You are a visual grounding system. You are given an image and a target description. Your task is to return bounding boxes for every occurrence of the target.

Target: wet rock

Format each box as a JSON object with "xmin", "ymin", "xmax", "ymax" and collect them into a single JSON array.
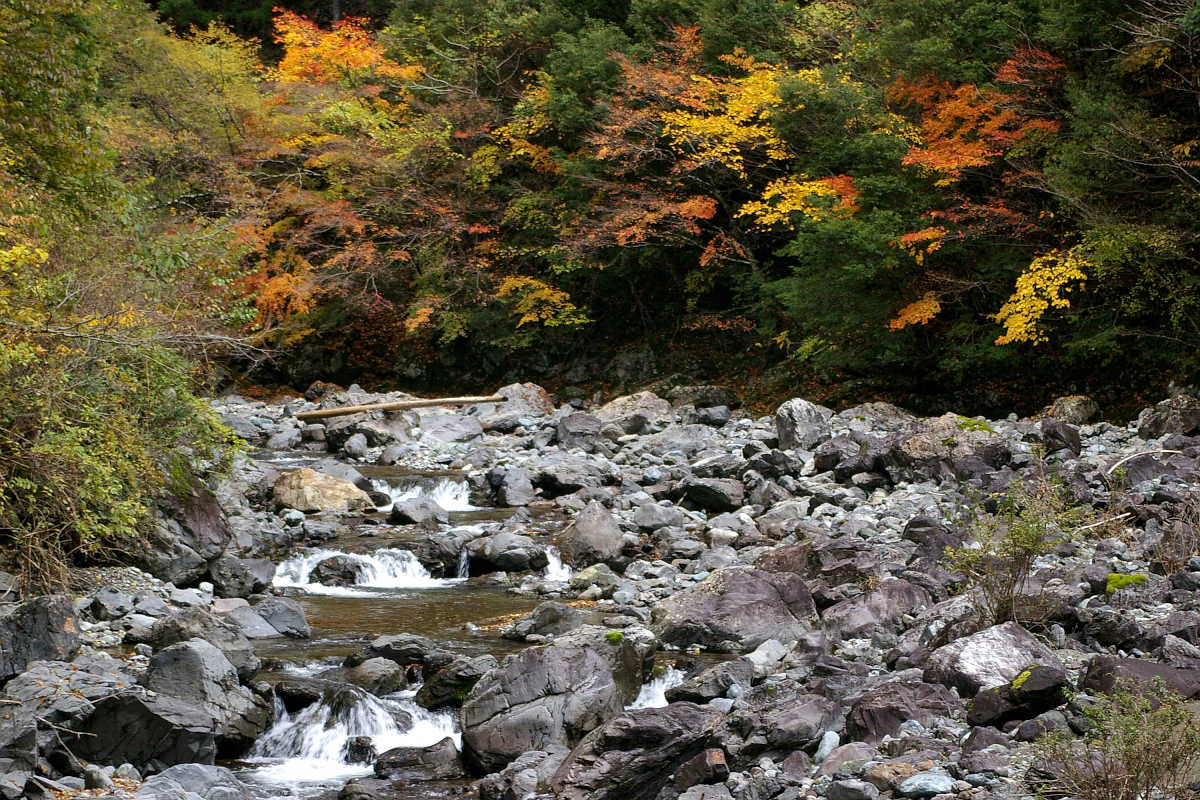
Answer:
[
  {"xmin": 666, "ymin": 659, "xmax": 754, "ymax": 704},
  {"xmin": 375, "ymin": 737, "xmax": 465, "ymax": 781},
  {"xmin": 559, "ymin": 501, "xmax": 624, "ymax": 567},
  {"xmin": 651, "ymin": 566, "xmax": 818, "ymax": 652},
  {"xmin": 468, "ymin": 532, "xmax": 549, "ymax": 574},
  {"xmin": 349, "ymin": 633, "xmax": 438, "ymax": 667},
  {"xmin": 208, "ymin": 555, "xmax": 275, "ymax": 598},
  {"xmin": 273, "ymin": 468, "xmax": 373, "ymax": 513},
  {"xmin": 415, "ymin": 655, "xmax": 498, "ymax": 709},
  {"xmin": 145, "ymin": 607, "xmax": 260, "ymax": 682},
  {"xmin": 461, "ymin": 646, "xmax": 623, "ymax": 774},
  {"xmin": 389, "ymin": 496, "xmax": 449, "ymax": 527},
  {"xmin": 0, "ymin": 596, "xmax": 79, "ymax": 682},
  {"xmin": 312, "ymin": 555, "xmax": 364, "ymax": 587},
  {"xmin": 132, "ymin": 764, "xmax": 251, "ymax": 800},
  {"xmin": 251, "ymin": 596, "xmax": 311, "ymax": 638},
  {"xmin": 502, "ymin": 602, "xmax": 583, "ymax": 641},
  {"xmin": 335, "ymin": 657, "xmax": 406, "ymax": 696},
  {"xmin": 344, "ymin": 736, "xmax": 376, "ymax": 764},
  {"xmin": 775, "ymin": 398, "xmax": 834, "ymax": 451},
  {"xmin": 549, "ymin": 703, "xmax": 724, "ymax": 800},
  {"xmin": 142, "ymin": 639, "xmax": 273, "ymax": 755},
  {"xmin": 923, "ymin": 622, "xmax": 1062, "ymax": 696},
  {"xmin": 845, "ymin": 682, "xmax": 963, "ymax": 744}
]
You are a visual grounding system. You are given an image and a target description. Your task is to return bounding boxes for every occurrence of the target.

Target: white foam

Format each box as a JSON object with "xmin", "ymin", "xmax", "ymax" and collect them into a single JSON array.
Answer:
[
  {"xmin": 543, "ymin": 545, "xmax": 573, "ymax": 582},
  {"xmin": 273, "ymin": 548, "xmax": 461, "ymax": 595},
  {"xmin": 372, "ymin": 477, "xmax": 478, "ymax": 512},
  {"xmin": 627, "ymin": 666, "xmax": 686, "ymax": 709},
  {"xmin": 244, "ymin": 688, "xmax": 459, "ymax": 787}
]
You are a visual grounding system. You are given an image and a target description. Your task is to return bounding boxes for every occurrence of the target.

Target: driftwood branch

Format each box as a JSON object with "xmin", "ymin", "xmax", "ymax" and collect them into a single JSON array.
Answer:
[{"xmin": 294, "ymin": 395, "xmax": 506, "ymax": 422}]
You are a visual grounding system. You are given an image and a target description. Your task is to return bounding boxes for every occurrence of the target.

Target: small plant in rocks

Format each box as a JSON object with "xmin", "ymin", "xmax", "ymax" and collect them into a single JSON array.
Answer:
[
  {"xmin": 945, "ymin": 461, "xmax": 1090, "ymax": 626},
  {"xmin": 1026, "ymin": 680, "xmax": 1200, "ymax": 800}
]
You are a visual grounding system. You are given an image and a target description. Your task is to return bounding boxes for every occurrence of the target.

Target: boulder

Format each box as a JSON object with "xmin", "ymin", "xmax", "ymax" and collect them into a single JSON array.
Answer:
[
  {"xmin": 844, "ymin": 682, "xmax": 962, "ymax": 744},
  {"xmin": 1079, "ymin": 655, "xmax": 1200, "ymax": 699},
  {"xmin": 374, "ymin": 737, "xmax": 465, "ymax": 781},
  {"xmin": 822, "ymin": 581, "xmax": 930, "ymax": 641},
  {"xmin": 142, "ymin": 639, "xmax": 272, "ymax": 754},
  {"xmin": 207, "ymin": 555, "xmax": 275, "ymax": 598},
  {"xmin": 468, "ymin": 532, "xmax": 549, "ymax": 574},
  {"xmin": 416, "ymin": 412, "xmax": 483, "ymax": 444},
  {"xmin": 497, "ymin": 468, "xmax": 536, "ymax": 507},
  {"xmin": 923, "ymin": 622, "xmax": 1062, "ymax": 696},
  {"xmin": 549, "ymin": 703, "xmax": 724, "ymax": 800},
  {"xmin": 69, "ymin": 693, "xmax": 216, "ymax": 772},
  {"xmin": 90, "ymin": 587, "xmax": 134, "ymax": 621},
  {"xmin": 666, "ymin": 659, "xmax": 754, "ymax": 704},
  {"xmin": 1136, "ymin": 395, "xmax": 1200, "ymax": 439},
  {"xmin": 1048, "ymin": 395, "xmax": 1100, "ymax": 424},
  {"xmin": 680, "ymin": 478, "xmax": 745, "ymax": 512},
  {"xmin": 559, "ymin": 502, "xmax": 624, "ymax": 566},
  {"xmin": 651, "ymin": 566, "xmax": 818, "ymax": 652},
  {"xmin": 595, "ymin": 392, "xmax": 672, "ymax": 434},
  {"xmin": 967, "ymin": 664, "xmax": 1069, "ymax": 727},
  {"xmin": 0, "ymin": 596, "xmax": 79, "ymax": 682},
  {"xmin": 1039, "ymin": 418, "xmax": 1081, "ymax": 457},
  {"xmin": 349, "ymin": 633, "xmax": 438, "ymax": 667},
  {"xmin": 146, "ymin": 608, "xmax": 260, "ymax": 682},
  {"xmin": 557, "ymin": 413, "xmax": 603, "ymax": 449},
  {"xmin": 389, "ymin": 496, "xmax": 449, "ymax": 526},
  {"xmin": 331, "ymin": 657, "xmax": 406, "ymax": 696},
  {"xmin": 460, "ymin": 646, "xmax": 623, "ymax": 774},
  {"xmin": 775, "ymin": 399, "xmax": 834, "ymax": 451},
  {"xmin": 719, "ymin": 687, "xmax": 839, "ymax": 761},
  {"xmin": 548, "ymin": 625, "xmax": 658, "ymax": 706},
  {"xmin": 478, "ymin": 745, "xmax": 569, "ymax": 800},
  {"xmin": 415, "ymin": 655, "xmax": 498, "ymax": 709},
  {"xmin": 133, "ymin": 764, "xmax": 252, "ymax": 800},
  {"xmin": 312, "ymin": 555, "xmax": 364, "ymax": 587},
  {"xmin": 251, "ymin": 596, "xmax": 311, "ymax": 638},
  {"xmin": 273, "ymin": 468, "xmax": 373, "ymax": 513},
  {"xmin": 502, "ymin": 602, "xmax": 583, "ymax": 641}
]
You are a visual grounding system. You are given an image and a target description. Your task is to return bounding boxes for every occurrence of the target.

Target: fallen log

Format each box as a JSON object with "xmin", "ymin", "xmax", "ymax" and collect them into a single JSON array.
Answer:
[{"xmin": 294, "ymin": 394, "xmax": 506, "ymax": 422}]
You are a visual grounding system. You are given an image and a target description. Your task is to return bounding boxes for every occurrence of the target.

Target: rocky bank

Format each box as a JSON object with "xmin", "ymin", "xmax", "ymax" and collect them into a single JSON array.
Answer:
[{"xmin": 3, "ymin": 383, "xmax": 1200, "ymax": 800}]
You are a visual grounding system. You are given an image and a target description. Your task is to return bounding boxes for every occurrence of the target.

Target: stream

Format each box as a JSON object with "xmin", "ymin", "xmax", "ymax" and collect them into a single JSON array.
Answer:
[{"xmin": 231, "ymin": 453, "xmax": 678, "ymax": 799}]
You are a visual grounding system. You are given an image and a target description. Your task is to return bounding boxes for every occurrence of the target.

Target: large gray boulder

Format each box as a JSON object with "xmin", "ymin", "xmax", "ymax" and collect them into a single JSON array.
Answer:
[
  {"xmin": 460, "ymin": 646, "xmax": 623, "ymax": 774},
  {"xmin": 651, "ymin": 567, "xmax": 818, "ymax": 652},
  {"xmin": 923, "ymin": 622, "xmax": 1062, "ymax": 696},
  {"xmin": 133, "ymin": 764, "xmax": 255, "ymax": 800},
  {"xmin": 468, "ymin": 532, "xmax": 548, "ymax": 574},
  {"xmin": 478, "ymin": 745, "xmax": 569, "ymax": 800},
  {"xmin": 718, "ymin": 687, "xmax": 839, "ymax": 763},
  {"xmin": 69, "ymin": 693, "xmax": 217, "ymax": 773},
  {"xmin": 844, "ymin": 682, "xmax": 962, "ymax": 744},
  {"xmin": 559, "ymin": 502, "xmax": 624, "ymax": 567},
  {"xmin": 550, "ymin": 703, "xmax": 725, "ymax": 800},
  {"xmin": 549, "ymin": 625, "xmax": 658, "ymax": 706},
  {"xmin": 595, "ymin": 391, "xmax": 672, "ymax": 434},
  {"xmin": 142, "ymin": 639, "xmax": 272, "ymax": 753},
  {"xmin": 775, "ymin": 399, "xmax": 833, "ymax": 451},
  {"xmin": 145, "ymin": 608, "xmax": 260, "ymax": 682},
  {"xmin": 822, "ymin": 580, "xmax": 931, "ymax": 641},
  {"xmin": 0, "ymin": 596, "xmax": 79, "ymax": 681},
  {"xmin": 273, "ymin": 468, "xmax": 373, "ymax": 513}
]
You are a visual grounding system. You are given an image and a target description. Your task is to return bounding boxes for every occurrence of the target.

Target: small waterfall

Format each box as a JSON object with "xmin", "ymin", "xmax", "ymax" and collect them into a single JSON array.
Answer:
[
  {"xmin": 456, "ymin": 548, "xmax": 470, "ymax": 579},
  {"xmin": 627, "ymin": 666, "xmax": 686, "ymax": 709},
  {"xmin": 244, "ymin": 687, "xmax": 458, "ymax": 786},
  {"xmin": 273, "ymin": 548, "xmax": 461, "ymax": 595},
  {"xmin": 543, "ymin": 545, "xmax": 573, "ymax": 582},
  {"xmin": 371, "ymin": 477, "xmax": 478, "ymax": 512}
]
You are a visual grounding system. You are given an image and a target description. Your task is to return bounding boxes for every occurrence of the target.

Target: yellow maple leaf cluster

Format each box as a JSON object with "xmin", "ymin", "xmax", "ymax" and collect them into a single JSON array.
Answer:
[{"xmin": 994, "ymin": 247, "xmax": 1090, "ymax": 344}]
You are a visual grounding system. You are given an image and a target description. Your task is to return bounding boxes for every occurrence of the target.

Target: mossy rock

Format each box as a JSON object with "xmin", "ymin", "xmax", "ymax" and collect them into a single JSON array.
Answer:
[{"xmin": 1105, "ymin": 573, "xmax": 1147, "ymax": 594}]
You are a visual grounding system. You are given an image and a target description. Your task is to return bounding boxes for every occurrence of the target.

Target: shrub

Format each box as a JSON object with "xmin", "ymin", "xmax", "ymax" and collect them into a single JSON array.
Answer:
[
  {"xmin": 944, "ymin": 462, "xmax": 1091, "ymax": 625},
  {"xmin": 1027, "ymin": 680, "xmax": 1200, "ymax": 800}
]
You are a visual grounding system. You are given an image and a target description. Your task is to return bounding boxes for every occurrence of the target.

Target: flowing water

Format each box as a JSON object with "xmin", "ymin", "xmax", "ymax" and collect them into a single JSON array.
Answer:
[{"xmin": 236, "ymin": 459, "xmax": 669, "ymax": 798}]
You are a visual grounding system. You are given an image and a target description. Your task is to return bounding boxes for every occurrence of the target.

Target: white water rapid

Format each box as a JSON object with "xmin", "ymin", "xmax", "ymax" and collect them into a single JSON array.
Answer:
[
  {"xmin": 543, "ymin": 545, "xmax": 573, "ymax": 582},
  {"xmin": 273, "ymin": 548, "xmax": 462, "ymax": 596},
  {"xmin": 627, "ymin": 666, "xmax": 686, "ymax": 709},
  {"xmin": 244, "ymin": 687, "xmax": 459, "ymax": 790},
  {"xmin": 372, "ymin": 477, "xmax": 478, "ymax": 512}
]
